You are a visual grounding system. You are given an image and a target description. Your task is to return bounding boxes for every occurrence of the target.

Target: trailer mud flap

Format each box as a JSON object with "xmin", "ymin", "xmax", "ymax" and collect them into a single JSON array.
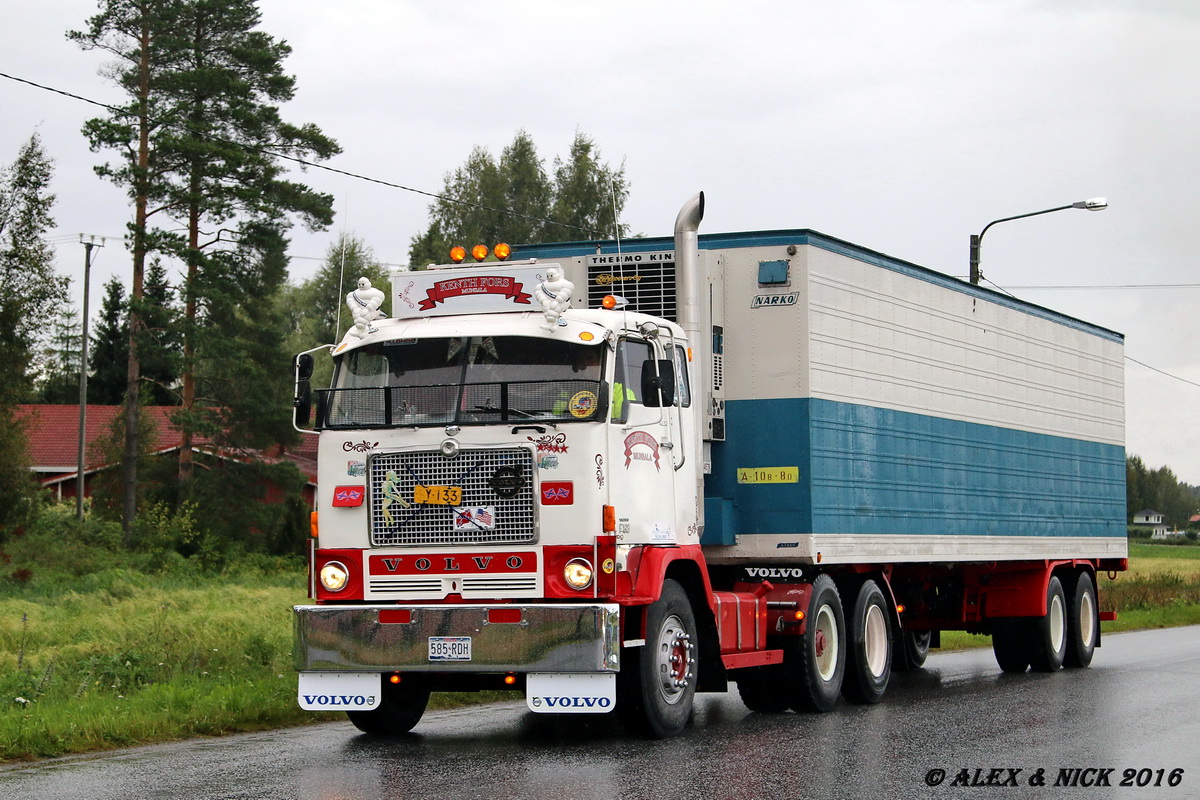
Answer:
[{"xmin": 526, "ymin": 673, "xmax": 616, "ymax": 714}]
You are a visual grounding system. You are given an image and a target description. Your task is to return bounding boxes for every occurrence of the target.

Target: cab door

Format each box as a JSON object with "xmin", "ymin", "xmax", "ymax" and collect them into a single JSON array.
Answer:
[{"xmin": 609, "ymin": 338, "xmax": 679, "ymax": 545}]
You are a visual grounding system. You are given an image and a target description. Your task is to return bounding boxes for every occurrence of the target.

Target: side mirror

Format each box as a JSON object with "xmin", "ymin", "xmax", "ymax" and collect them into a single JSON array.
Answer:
[
  {"xmin": 295, "ymin": 353, "xmax": 314, "ymax": 380},
  {"xmin": 640, "ymin": 359, "xmax": 662, "ymax": 408},
  {"xmin": 294, "ymin": 353, "xmax": 315, "ymax": 427},
  {"xmin": 294, "ymin": 382, "xmax": 312, "ymax": 427},
  {"xmin": 640, "ymin": 359, "xmax": 676, "ymax": 408},
  {"xmin": 657, "ymin": 359, "xmax": 676, "ymax": 407}
]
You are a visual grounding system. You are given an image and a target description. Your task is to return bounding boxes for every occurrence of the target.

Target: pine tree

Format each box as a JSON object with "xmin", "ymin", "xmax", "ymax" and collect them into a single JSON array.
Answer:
[
  {"xmin": 139, "ymin": 259, "xmax": 181, "ymax": 405},
  {"xmin": 88, "ymin": 276, "xmax": 129, "ymax": 404},
  {"xmin": 37, "ymin": 307, "xmax": 84, "ymax": 404},
  {"xmin": 72, "ymin": 0, "xmax": 339, "ymax": 529}
]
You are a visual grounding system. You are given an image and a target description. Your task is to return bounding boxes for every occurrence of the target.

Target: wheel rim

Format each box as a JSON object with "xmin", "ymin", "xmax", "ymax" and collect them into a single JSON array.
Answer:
[
  {"xmin": 654, "ymin": 613, "xmax": 693, "ymax": 705},
  {"xmin": 813, "ymin": 603, "xmax": 839, "ymax": 682},
  {"xmin": 1078, "ymin": 587, "xmax": 1096, "ymax": 648},
  {"xmin": 1049, "ymin": 593, "xmax": 1065, "ymax": 653},
  {"xmin": 863, "ymin": 604, "xmax": 888, "ymax": 678}
]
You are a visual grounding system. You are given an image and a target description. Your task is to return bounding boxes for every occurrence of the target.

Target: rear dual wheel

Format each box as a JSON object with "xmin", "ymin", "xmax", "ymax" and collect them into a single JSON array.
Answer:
[
  {"xmin": 842, "ymin": 579, "xmax": 892, "ymax": 704},
  {"xmin": 993, "ymin": 573, "xmax": 1098, "ymax": 674}
]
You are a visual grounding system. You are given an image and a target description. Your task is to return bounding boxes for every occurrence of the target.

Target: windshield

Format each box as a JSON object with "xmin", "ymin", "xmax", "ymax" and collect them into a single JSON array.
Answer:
[{"xmin": 321, "ymin": 336, "xmax": 606, "ymax": 428}]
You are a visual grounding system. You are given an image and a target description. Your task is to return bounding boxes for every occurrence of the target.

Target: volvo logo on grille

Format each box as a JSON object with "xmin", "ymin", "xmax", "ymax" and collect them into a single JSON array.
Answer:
[{"xmin": 489, "ymin": 465, "xmax": 525, "ymax": 498}]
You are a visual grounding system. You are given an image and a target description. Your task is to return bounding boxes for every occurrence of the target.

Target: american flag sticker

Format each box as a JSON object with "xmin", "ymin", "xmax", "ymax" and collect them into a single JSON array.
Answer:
[{"xmin": 453, "ymin": 506, "xmax": 496, "ymax": 531}]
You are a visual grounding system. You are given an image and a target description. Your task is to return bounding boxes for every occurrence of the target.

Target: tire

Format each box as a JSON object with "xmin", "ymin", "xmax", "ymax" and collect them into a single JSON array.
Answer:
[
  {"xmin": 347, "ymin": 675, "xmax": 431, "ymax": 736},
  {"xmin": 842, "ymin": 579, "xmax": 892, "ymax": 704},
  {"xmin": 789, "ymin": 574, "xmax": 845, "ymax": 713},
  {"xmin": 894, "ymin": 629, "xmax": 932, "ymax": 672},
  {"xmin": 736, "ymin": 662, "xmax": 792, "ymax": 713},
  {"xmin": 1029, "ymin": 575, "xmax": 1068, "ymax": 672},
  {"xmin": 619, "ymin": 579, "xmax": 698, "ymax": 738},
  {"xmin": 1064, "ymin": 571, "xmax": 1098, "ymax": 668},
  {"xmin": 992, "ymin": 619, "xmax": 1031, "ymax": 674}
]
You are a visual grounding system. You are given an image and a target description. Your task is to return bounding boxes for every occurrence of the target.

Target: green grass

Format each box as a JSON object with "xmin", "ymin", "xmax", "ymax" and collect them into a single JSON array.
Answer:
[{"xmin": 2, "ymin": 512, "xmax": 1198, "ymax": 762}]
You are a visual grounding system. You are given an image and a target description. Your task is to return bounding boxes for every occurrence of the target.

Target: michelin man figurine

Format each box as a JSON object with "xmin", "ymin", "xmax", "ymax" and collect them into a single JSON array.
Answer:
[
  {"xmin": 534, "ymin": 266, "xmax": 573, "ymax": 331},
  {"xmin": 346, "ymin": 277, "xmax": 385, "ymax": 338}
]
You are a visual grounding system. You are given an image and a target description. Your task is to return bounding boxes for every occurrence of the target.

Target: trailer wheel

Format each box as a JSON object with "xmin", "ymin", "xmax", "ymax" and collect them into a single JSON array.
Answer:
[
  {"xmin": 619, "ymin": 579, "xmax": 697, "ymax": 738},
  {"xmin": 346, "ymin": 676, "xmax": 430, "ymax": 736},
  {"xmin": 843, "ymin": 579, "xmax": 892, "ymax": 704},
  {"xmin": 1029, "ymin": 575, "xmax": 1068, "ymax": 672},
  {"xmin": 1064, "ymin": 571, "xmax": 1098, "ymax": 668},
  {"xmin": 992, "ymin": 619, "xmax": 1031, "ymax": 673},
  {"xmin": 789, "ymin": 574, "xmax": 845, "ymax": 713},
  {"xmin": 894, "ymin": 629, "xmax": 932, "ymax": 672}
]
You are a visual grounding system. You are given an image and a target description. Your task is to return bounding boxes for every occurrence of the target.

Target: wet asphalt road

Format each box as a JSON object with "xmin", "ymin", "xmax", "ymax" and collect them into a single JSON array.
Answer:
[{"xmin": 2, "ymin": 626, "xmax": 1198, "ymax": 800}]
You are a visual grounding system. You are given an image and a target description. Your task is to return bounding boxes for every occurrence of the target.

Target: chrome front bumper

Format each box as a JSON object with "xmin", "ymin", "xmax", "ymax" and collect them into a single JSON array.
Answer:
[{"xmin": 293, "ymin": 603, "xmax": 621, "ymax": 673}]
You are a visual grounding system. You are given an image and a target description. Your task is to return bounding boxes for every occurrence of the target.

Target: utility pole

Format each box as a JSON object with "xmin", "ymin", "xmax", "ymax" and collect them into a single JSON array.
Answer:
[{"xmin": 77, "ymin": 235, "xmax": 105, "ymax": 521}]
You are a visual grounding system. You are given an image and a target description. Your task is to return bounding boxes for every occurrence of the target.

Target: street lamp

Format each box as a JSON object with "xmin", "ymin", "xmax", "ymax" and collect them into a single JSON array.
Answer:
[{"xmin": 969, "ymin": 198, "xmax": 1107, "ymax": 285}]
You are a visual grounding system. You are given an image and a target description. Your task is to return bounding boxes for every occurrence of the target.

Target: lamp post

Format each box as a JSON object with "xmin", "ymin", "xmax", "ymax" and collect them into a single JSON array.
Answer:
[{"xmin": 969, "ymin": 198, "xmax": 1107, "ymax": 285}]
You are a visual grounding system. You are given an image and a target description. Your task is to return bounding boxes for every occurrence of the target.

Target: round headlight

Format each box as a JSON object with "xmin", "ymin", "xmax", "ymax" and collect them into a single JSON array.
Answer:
[
  {"xmin": 319, "ymin": 561, "xmax": 350, "ymax": 592},
  {"xmin": 563, "ymin": 558, "xmax": 594, "ymax": 590}
]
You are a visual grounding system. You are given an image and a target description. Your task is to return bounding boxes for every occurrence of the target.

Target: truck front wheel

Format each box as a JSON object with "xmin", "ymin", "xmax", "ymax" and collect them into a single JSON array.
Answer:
[
  {"xmin": 842, "ymin": 579, "xmax": 892, "ymax": 704},
  {"xmin": 789, "ymin": 574, "xmax": 845, "ymax": 712},
  {"xmin": 346, "ymin": 676, "xmax": 431, "ymax": 736},
  {"xmin": 619, "ymin": 579, "xmax": 698, "ymax": 738}
]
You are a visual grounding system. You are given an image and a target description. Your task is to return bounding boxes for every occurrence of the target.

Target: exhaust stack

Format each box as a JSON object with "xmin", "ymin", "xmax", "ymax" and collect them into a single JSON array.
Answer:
[{"xmin": 674, "ymin": 192, "xmax": 705, "ymax": 340}]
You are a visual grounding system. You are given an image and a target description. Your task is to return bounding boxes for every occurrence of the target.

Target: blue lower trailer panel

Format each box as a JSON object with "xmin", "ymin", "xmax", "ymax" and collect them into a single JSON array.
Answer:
[{"xmin": 702, "ymin": 398, "xmax": 1127, "ymax": 564}]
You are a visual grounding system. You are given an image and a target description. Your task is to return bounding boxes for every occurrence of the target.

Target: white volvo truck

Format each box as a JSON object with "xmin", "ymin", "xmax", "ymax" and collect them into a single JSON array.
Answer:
[{"xmin": 292, "ymin": 193, "xmax": 1127, "ymax": 738}]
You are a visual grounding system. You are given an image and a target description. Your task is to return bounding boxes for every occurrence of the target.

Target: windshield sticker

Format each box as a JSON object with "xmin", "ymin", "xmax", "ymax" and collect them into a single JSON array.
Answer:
[
  {"xmin": 453, "ymin": 506, "xmax": 496, "ymax": 531},
  {"xmin": 568, "ymin": 391, "xmax": 597, "ymax": 418},
  {"xmin": 528, "ymin": 432, "xmax": 568, "ymax": 454},
  {"xmin": 623, "ymin": 432, "xmax": 661, "ymax": 471},
  {"xmin": 540, "ymin": 481, "xmax": 574, "ymax": 505}
]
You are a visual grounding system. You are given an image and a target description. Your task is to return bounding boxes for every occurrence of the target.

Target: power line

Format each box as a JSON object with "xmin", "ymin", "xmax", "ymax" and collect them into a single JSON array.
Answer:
[
  {"xmin": 0, "ymin": 69, "xmax": 609, "ymax": 239},
  {"xmin": 1127, "ymin": 356, "xmax": 1200, "ymax": 389},
  {"xmin": 1010, "ymin": 283, "xmax": 1200, "ymax": 290}
]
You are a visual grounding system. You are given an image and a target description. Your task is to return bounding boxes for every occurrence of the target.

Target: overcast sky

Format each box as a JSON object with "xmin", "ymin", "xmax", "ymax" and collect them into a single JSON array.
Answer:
[{"xmin": 5, "ymin": 0, "xmax": 1200, "ymax": 485}]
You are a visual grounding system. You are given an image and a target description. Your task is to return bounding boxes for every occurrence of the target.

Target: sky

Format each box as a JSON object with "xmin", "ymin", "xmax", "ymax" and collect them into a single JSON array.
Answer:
[{"xmin": 4, "ymin": 0, "xmax": 1200, "ymax": 485}]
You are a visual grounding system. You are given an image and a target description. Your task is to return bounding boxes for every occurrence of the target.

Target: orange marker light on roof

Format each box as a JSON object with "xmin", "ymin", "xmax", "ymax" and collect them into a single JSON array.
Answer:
[
  {"xmin": 449, "ymin": 246, "xmax": 466, "ymax": 263},
  {"xmin": 494, "ymin": 242, "xmax": 511, "ymax": 261},
  {"xmin": 471, "ymin": 244, "xmax": 489, "ymax": 262}
]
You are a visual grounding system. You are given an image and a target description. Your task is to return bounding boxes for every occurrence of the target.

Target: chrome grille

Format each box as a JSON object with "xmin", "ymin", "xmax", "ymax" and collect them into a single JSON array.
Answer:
[{"xmin": 368, "ymin": 448, "xmax": 536, "ymax": 547}]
